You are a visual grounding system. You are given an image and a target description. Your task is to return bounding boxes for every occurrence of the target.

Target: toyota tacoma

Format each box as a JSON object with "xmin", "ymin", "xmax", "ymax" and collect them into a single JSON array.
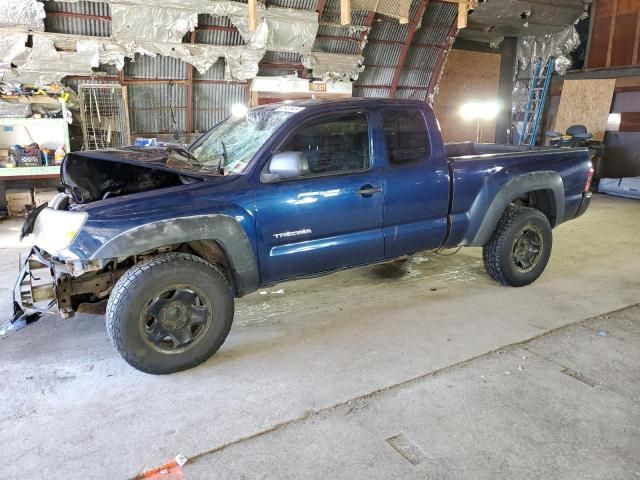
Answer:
[{"xmin": 5, "ymin": 99, "xmax": 593, "ymax": 374}]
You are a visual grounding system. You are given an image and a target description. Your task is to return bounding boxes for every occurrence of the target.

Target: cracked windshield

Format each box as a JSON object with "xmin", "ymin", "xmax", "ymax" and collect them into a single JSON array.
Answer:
[{"xmin": 190, "ymin": 107, "xmax": 299, "ymax": 175}]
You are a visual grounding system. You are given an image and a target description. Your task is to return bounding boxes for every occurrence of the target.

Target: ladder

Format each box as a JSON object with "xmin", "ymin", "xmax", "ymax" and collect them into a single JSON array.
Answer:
[{"xmin": 518, "ymin": 57, "xmax": 555, "ymax": 146}]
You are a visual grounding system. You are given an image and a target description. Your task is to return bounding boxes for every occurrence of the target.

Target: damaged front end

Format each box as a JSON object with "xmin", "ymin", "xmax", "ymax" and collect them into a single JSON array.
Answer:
[
  {"xmin": 2, "ymin": 248, "xmax": 55, "ymax": 335},
  {"xmin": 1, "ymin": 245, "xmax": 125, "ymax": 336},
  {"xmin": 2, "ymin": 146, "xmax": 221, "ymax": 336}
]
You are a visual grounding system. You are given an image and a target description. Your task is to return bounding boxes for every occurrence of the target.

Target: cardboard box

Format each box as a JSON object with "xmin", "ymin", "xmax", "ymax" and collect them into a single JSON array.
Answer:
[
  {"xmin": 6, "ymin": 188, "xmax": 33, "ymax": 216},
  {"xmin": 34, "ymin": 188, "xmax": 58, "ymax": 207}
]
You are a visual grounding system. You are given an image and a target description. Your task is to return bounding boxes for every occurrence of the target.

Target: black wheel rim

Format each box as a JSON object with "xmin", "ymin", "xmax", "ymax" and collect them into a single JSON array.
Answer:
[
  {"xmin": 512, "ymin": 225, "xmax": 544, "ymax": 273},
  {"xmin": 140, "ymin": 286, "xmax": 212, "ymax": 353}
]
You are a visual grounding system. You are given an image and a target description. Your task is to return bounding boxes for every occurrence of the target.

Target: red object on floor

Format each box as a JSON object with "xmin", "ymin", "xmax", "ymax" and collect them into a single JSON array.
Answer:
[{"xmin": 135, "ymin": 459, "xmax": 184, "ymax": 480}]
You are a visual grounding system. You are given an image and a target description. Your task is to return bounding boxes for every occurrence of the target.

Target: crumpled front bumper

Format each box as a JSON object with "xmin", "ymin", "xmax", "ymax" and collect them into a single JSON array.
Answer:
[{"xmin": 0, "ymin": 248, "xmax": 57, "ymax": 336}]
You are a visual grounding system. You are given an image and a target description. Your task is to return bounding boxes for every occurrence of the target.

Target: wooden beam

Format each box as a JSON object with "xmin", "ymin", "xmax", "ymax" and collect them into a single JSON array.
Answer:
[
  {"xmin": 249, "ymin": 0, "xmax": 258, "ymax": 32},
  {"xmin": 583, "ymin": 0, "xmax": 596, "ymax": 70},
  {"xmin": 340, "ymin": 0, "xmax": 351, "ymax": 26},
  {"xmin": 633, "ymin": 7, "xmax": 640, "ymax": 65},
  {"xmin": 389, "ymin": 0, "xmax": 429, "ymax": 98},
  {"xmin": 605, "ymin": 0, "xmax": 619, "ymax": 68},
  {"xmin": 457, "ymin": 2, "xmax": 468, "ymax": 29}
]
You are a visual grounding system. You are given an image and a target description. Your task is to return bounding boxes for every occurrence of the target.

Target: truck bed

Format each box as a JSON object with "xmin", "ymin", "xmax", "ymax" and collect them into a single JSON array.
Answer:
[
  {"xmin": 443, "ymin": 142, "xmax": 592, "ymax": 248},
  {"xmin": 445, "ymin": 142, "xmax": 552, "ymax": 159}
]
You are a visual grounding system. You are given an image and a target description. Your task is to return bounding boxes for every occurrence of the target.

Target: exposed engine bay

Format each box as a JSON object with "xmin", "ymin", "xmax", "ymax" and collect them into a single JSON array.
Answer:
[
  {"xmin": 62, "ymin": 152, "xmax": 201, "ymax": 205},
  {"xmin": 6, "ymin": 146, "xmax": 217, "ymax": 333}
]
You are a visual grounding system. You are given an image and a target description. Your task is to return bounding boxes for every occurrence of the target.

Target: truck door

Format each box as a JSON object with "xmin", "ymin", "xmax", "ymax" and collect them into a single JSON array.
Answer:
[
  {"xmin": 380, "ymin": 107, "xmax": 450, "ymax": 258},
  {"xmin": 255, "ymin": 111, "xmax": 384, "ymax": 283}
]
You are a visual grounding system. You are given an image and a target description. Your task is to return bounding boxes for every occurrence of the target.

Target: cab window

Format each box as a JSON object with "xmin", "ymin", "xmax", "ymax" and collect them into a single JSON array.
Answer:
[
  {"xmin": 382, "ymin": 109, "xmax": 429, "ymax": 166},
  {"xmin": 280, "ymin": 112, "xmax": 371, "ymax": 176}
]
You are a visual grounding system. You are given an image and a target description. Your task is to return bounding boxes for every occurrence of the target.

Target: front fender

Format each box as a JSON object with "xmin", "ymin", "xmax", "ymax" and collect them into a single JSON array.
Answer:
[
  {"xmin": 92, "ymin": 214, "xmax": 260, "ymax": 296},
  {"xmin": 466, "ymin": 171, "xmax": 565, "ymax": 247}
]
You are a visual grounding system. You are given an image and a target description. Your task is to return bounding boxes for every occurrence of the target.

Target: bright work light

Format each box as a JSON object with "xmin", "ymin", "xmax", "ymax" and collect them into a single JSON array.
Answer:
[
  {"xmin": 459, "ymin": 101, "xmax": 500, "ymax": 142},
  {"xmin": 459, "ymin": 101, "xmax": 500, "ymax": 121},
  {"xmin": 231, "ymin": 104, "xmax": 248, "ymax": 117}
]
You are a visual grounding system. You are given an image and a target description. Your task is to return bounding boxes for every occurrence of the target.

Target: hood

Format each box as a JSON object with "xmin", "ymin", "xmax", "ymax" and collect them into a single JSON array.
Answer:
[
  {"xmin": 73, "ymin": 146, "xmax": 224, "ymax": 179},
  {"xmin": 60, "ymin": 146, "xmax": 224, "ymax": 205}
]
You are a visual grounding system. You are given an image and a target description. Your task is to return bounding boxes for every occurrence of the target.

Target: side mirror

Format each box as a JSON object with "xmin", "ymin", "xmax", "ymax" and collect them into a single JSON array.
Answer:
[{"xmin": 261, "ymin": 151, "xmax": 308, "ymax": 183}]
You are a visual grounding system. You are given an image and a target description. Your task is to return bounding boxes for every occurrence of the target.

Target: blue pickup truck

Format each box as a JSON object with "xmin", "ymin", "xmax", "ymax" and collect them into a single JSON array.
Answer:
[{"xmin": 9, "ymin": 99, "xmax": 593, "ymax": 374}]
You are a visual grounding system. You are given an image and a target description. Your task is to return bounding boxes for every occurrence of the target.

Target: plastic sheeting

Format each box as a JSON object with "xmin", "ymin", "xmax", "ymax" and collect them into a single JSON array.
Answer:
[
  {"xmin": 512, "ymin": 23, "xmax": 583, "ymax": 114},
  {"xmin": 512, "ymin": 81, "xmax": 530, "ymax": 115},
  {"xmin": 77, "ymin": 39, "xmax": 130, "ymax": 71},
  {"xmin": 0, "ymin": 32, "xmax": 27, "ymax": 71},
  {"xmin": 0, "ymin": 0, "xmax": 45, "ymax": 32},
  {"xmin": 0, "ymin": 26, "xmax": 267, "ymax": 83},
  {"xmin": 3, "ymin": 37, "xmax": 97, "ymax": 85},
  {"xmin": 111, "ymin": 4, "xmax": 198, "ymax": 44},
  {"xmin": 350, "ymin": 0, "xmax": 411, "ymax": 21},
  {"xmin": 0, "ymin": 0, "xmax": 333, "ymax": 84},
  {"xmin": 517, "ymin": 24, "xmax": 581, "ymax": 76},
  {"xmin": 302, "ymin": 52, "xmax": 364, "ymax": 81},
  {"xmin": 223, "ymin": 48, "xmax": 264, "ymax": 81},
  {"xmin": 55, "ymin": 0, "xmax": 317, "ymax": 54},
  {"xmin": 264, "ymin": 7, "xmax": 318, "ymax": 54},
  {"xmin": 0, "ymin": 99, "xmax": 31, "ymax": 117},
  {"xmin": 599, "ymin": 177, "xmax": 640, "ymax": 200},
  {"xmin": 133, "ymin": 39, "xmax": 266, "ymax": 80}
]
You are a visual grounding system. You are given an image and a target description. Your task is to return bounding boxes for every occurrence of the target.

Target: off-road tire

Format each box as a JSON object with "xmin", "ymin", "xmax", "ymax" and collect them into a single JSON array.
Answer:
[
  {"xmin": 482, "ymin": 205, "xmax": 552, "ymax": 287},
  {"xmin": 106, "ymin": 253, "xmax": 234, "ymax": 374}
]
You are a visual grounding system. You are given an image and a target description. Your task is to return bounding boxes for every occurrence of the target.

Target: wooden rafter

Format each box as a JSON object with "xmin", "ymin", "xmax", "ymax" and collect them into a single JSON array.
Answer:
[
  {"xmin": 340, "ymin": 0, "xmax": 351, "ymax": 25},
  {"xmin": 248, "ymin": 0, "xmax": 258, "ymax": 31},
  {"xmin": 438, "ymin": 0, "xmax": 477, "ymax": 29},
  {"xmin": 457, "ymin": 2, "xmax": 468, "ymax": 28},
  {"xmin": 388, "ymin": 0, "xmax": 429, "ymax": 98}
]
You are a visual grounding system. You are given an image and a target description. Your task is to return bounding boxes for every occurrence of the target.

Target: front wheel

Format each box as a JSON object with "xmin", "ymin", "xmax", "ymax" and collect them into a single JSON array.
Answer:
[
  {"xmin": 106, "ymin": 253, "xmax": 234, "ymax": 374},
  {"xmin": 482, "ymin": 206, "xmax": 553, "ymax": 287}
]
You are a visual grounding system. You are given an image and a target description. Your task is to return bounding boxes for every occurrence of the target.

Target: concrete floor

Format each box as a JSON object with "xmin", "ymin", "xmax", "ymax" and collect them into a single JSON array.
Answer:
[{"xmin": 0, "ymin": 194, "xmax": 639, "ymax": 479}]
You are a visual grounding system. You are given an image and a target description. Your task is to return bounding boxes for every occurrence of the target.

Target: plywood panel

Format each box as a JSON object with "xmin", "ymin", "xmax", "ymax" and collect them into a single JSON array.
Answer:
[
  {"xmin": 554, "ymin": 79, "xmax": 616, "ymax": 141},
  {"xmin": 433, "ymin": 49, "xmax": 501, "ymax": 143}
]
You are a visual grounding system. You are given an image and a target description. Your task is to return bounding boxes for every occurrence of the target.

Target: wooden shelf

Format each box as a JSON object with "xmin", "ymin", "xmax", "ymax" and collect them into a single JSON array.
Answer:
[{"xmin": 0, "ymin": 166, "xmax": 60, "ymax": 180}]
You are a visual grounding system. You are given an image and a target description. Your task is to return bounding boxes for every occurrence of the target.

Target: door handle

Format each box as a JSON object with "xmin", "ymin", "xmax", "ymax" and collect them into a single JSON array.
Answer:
[{"xmin": 357, "ymin": 185, "xmax": 382, "ymax": 197}]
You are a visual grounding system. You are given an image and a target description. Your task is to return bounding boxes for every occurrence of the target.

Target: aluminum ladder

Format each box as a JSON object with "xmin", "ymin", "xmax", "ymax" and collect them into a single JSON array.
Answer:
[{"xmin": 518, "ymin": 57, "xmax": 555, "ymax": 146}]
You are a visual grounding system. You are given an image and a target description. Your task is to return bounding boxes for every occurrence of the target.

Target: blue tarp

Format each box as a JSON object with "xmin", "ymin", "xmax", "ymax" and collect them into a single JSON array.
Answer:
[{"xmin": 599, "ymin": 177, "xmax": 640, "ymax": 200}]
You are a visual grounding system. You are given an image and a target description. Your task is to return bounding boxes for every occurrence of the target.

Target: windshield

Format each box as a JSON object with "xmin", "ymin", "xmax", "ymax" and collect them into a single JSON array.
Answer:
[{"xmin": 190, "ymin": 108, "xmax": 297, "ymax": 175}]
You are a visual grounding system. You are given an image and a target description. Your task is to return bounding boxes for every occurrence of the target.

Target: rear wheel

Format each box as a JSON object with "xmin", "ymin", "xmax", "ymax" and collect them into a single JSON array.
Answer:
[
  {"xmin": 482, "ymin": 206, "xmax": 552, "ymax": 287},
  {"xmin": 106, "ymin": 253, "xmax": 234, "ymax": 374}
]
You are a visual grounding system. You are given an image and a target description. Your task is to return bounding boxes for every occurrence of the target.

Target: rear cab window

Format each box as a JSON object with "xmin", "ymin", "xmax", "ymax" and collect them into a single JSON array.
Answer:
[{"xmin": 382, "ymin": 108, "xmax": 430, "ymax": 166}]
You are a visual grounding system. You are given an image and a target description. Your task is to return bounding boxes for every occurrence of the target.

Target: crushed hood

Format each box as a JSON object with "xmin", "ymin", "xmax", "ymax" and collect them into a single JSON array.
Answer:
[
  {"xmin": 70, "ymin": 146, "xmax": 224, "ymax": 179},
  {"xmin": 61, "ymin": 146, "xmax": 223, "ymax": 205}
]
